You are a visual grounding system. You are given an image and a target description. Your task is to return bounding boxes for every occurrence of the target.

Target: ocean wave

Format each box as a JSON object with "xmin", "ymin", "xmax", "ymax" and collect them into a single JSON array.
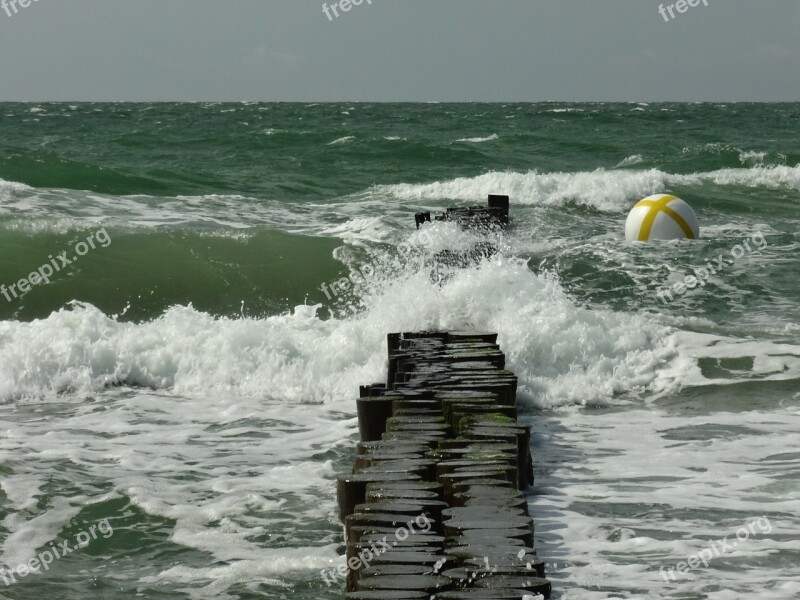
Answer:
[
  {"xmin": 5, "ymin": 163, "xmax": 798, "ymax": 237},
  {"xmin": 0, "ymin": 255, "xmax": 690, "ymax": 409},
  {"xmin": 376, "ymin": 169, "xmax": 679, "ymax": 212},
  {"xmin": 376, "ymin": 164, "xmax": 800, "ymax": 212},
  {"xmin": 1, "ymin": 240, "xmax": 798, "ymax": 407}
]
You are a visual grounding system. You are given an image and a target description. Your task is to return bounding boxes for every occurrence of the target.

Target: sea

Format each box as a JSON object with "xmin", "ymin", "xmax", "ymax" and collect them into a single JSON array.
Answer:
[{"xmin": 0, "ymin": 102, "xmax": 798, "ymax": 600}]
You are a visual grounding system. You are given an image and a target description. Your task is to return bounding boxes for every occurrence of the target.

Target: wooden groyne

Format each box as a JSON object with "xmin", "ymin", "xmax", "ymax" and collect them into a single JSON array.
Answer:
[
  {"xmin": 336, "ymin": 331, "xmax": 551, "ymax": 599},
  {"xmin": 416, "ymin": 194, "xmax": 509, "ymax": 270},
  {"xmin": 415, "ymin": 195, "xmax": 510, "ymax": 230}
]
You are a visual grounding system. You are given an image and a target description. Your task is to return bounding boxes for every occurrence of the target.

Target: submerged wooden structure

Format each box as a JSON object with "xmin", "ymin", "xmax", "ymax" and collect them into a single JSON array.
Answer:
[
  {"xmin": 336, "ymin": 331, "xmax": 552, "ymax": 599},
  {"xmin": 415, "ymin": 195, "xmax": 510, "ymax": 231},
  {"xmin": 416, "ymin": 194, "xmax": 509, "ymax": 271}
]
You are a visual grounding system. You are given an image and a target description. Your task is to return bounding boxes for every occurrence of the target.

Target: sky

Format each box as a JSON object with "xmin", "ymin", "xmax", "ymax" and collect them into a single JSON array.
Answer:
[{"xmin": 0, "ymin": 0, "xmax": 799, "ymax": 102}]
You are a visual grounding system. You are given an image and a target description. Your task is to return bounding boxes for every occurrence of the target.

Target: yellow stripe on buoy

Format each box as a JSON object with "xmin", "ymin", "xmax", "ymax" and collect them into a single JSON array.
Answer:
[{"xmin": 636, "ymin": 195, "xmax": 696, "ymax": 241}]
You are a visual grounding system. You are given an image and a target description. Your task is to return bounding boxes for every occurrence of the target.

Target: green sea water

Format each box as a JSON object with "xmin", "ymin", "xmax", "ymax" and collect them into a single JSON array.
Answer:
[
  {"xmin": 0, "ymin": 103, "xmax": 798, "ymax": 599},
  {"xmin": 1, "ymin": 103, "xmax": 798, "ymax": 323}
]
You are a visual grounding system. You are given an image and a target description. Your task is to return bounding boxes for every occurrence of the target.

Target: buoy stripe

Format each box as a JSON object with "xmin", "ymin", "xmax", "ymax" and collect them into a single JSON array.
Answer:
[
  {"xmin": 660, "ymin": 205, "xmax": 696, "ymax": 239},
  {"xmin": 636, "ymin": 195, "xmax": 695, "ymax": 241},
  {"xmin": 637, "ymin": 195, "xmax": 675, "ymax": 241}
]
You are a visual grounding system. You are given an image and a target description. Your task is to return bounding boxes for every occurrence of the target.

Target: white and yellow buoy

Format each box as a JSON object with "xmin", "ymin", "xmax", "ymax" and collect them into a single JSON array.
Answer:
[{"xmin": 625, "ymin": 194, "xmax": 699, "ymax": 241}]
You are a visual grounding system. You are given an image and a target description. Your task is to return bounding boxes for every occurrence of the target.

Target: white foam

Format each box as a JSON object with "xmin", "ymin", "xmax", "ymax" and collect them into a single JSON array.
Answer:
[
  {"xmin": 0, "ymin": 497, "xmax": 83, "ymax": 572},
  {"xmin": 319, "ymin": 216, "xmax": 392, "ymax": 245},
  {"xmin": 0, "ymin": 302, "xmax": 384, "ymax": 404},
  {"xmin": 0, "ymin": 394, "xmax": 351, "ymax": 592},
  {"xmin": 652, "ymin": 331, "xmax": 800, "ymax": 394},
  {"xmin": 140, "ymin": 545, "xmax": 339, "ymax": 592},
  {"xmin": 535, "ymin": 407, "xmax": 800, "ymax": 599}
]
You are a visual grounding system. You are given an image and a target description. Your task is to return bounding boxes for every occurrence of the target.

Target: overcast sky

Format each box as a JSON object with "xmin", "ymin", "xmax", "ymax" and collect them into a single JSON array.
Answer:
[{"xmin": 0, "ymin": 0, "xmax": 798, "ymax": 102}]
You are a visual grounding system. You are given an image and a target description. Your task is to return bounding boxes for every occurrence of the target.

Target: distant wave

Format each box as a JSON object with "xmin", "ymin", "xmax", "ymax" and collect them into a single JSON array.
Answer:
[
  {"xmin": 615, "ymin": 155, "xmax": 644, "ymax": 168},
  {"xmin": 456, "ymin": 134, "xmax": 499, "ymax": 143},
  {"xmin": 739, "ymin": 150, "xmax": 768, "ymax": 165},
  {"xmin": 327, "ymin": 136, "xmax": 355, "ymax": 145},
  {"xmin": 708, "ymin": 164, "xmax": 800, "ymax": 189},
  {"xmin": 682, "ymin": 143, "xmax": 786, "ymax": 167}
]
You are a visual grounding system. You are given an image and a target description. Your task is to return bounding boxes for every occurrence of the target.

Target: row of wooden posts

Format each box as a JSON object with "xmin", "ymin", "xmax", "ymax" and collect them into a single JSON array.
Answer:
[{"xmin": 336, "ymin": 330, "xmax": 552, "ymax": 599}]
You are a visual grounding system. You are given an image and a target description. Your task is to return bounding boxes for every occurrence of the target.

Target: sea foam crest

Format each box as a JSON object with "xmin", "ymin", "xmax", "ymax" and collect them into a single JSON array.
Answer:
[
  {"xmin": 0, "ymin": 178, "xmax": 33, "ymax": 195},
  {"xmin": 375, "ymin": 165, "xmax": 800, "ymax": 212},
  {"xmin": 0, "ymin": 244, "xmax": 710, "ymax": 410},
  {"xmin": 0, "ymin": 240, "xmax": 797, "ymax": 408}
]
